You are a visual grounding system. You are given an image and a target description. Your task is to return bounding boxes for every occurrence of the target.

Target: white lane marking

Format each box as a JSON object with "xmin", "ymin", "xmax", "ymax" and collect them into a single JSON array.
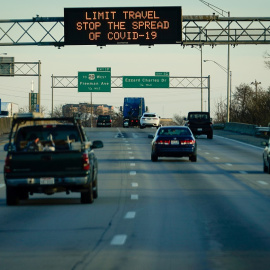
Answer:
[
  {"xmin": 127, "ymin": 147, "xmax": 132, "ymax": 150},
  {"xmin": 239, "ymin": 171, "xmax": 248, "ymax": 174},
  {"xmin": 132, "ymin": 133, "xmax": 138, "ymax": 138},
  {"xmin": 131, "ymin": 194, "xmax": 139, "ymax": 200},
  {"xmin": 128, "ymin": 152, "xmax": 133, "ymax": 154},
  {"xmin": 226, "ymin": 163, "xmax": 232, "ymax": 166},
  {"xmin": 205, "ymin": 152, "xmax": 210, "ymax": 155},
  {"xmin": 132, "ymin": 182, "xmax": 138, "ymax": 187},
  {"xmin": 130, "ymin": 171, "xmax": 136, "ymax": 176},
  {"xmin": 124, "ymin": 212, "xmax": 136, "ymax": 219},
  {"xmin": 0, "ymin": 184, "xmax": 5, "ymax": 188},
  {"xmin": 111, "ymin": 235, "xmax": 127, "ymax": 245},
  {"xmin": 214, "ymin": 157, "xmax": 220, "ymax": 160},
  {"xmin": 258, "ymin": 181, "xmax": 268, "ymax": 185},
  {"xmin": 129, "ymin": 157, "xmax": 134, "ymax": 159},
  {"xmin": 130, "ymin": 163, "xmax": 136, "ymax": 166},
  {"xmin": 214, "ymin": 135, "xmax": 262, "ymax": 150}
]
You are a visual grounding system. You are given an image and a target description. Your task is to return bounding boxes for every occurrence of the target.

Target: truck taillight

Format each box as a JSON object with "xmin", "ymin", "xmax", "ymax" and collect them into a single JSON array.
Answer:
[
  {"xmin": 82, "ymin": 153, "xmax": 90, "ymax": 171},
  {"xmin": 4, "ymin": 155, "xmax": 12, "ymax": 173}
]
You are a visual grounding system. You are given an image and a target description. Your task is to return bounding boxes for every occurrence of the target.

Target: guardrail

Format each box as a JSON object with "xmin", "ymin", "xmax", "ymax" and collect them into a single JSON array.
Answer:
[{"xmin": 214, "ymin": 122, "xmax": 269, "ymax": 138}]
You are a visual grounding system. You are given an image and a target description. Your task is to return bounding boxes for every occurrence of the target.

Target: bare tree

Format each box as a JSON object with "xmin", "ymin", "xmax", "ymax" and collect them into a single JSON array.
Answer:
[
  {"xmin": 264, "ymin": 51, "xmax": 270, "ymax": 69},
  {"xmin": 172, "ymin": 114, "xmax": 185, "ymax": 125}
]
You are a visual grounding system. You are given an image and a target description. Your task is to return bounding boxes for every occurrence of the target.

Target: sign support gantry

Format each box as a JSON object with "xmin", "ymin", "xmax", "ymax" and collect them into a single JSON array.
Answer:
[
  {"xmin": 51, "ymin": 75, "xmax": 211, "ymax": 114},
  {"xmin": 0, "ymin": 15, "xmax": 270, "ymax": 46}
]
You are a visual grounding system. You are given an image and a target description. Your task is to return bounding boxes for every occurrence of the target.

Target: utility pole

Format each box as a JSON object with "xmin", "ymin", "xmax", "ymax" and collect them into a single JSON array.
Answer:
[{"xmin": 251, "ymin": 80, "xmax": 261, "ymax": 99}]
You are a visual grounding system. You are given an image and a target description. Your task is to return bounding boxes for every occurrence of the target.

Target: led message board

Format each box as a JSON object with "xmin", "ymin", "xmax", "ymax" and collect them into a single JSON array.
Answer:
[{"xmin": 64, "ymin": 7, "xmax": 182, "ymax": 45}]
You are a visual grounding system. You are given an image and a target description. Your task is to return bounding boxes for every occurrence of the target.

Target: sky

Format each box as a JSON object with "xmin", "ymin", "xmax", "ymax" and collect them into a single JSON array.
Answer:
[{"xmin": 0, "ymin": 0, "xmax": 270, "ymax": 118}]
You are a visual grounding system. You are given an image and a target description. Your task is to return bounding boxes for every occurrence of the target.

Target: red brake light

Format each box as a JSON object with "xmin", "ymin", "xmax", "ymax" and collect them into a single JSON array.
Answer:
[
  {"xmin": 155, "ymin": 139, "xmax": 170, "ymax": 145},
  {"xmin": 82, "ymin": 153, "xmax": 90, "ymax": 171},
  {"xmin": 181, "ymin": 140, "xmax": 195, "ymax": 145}
]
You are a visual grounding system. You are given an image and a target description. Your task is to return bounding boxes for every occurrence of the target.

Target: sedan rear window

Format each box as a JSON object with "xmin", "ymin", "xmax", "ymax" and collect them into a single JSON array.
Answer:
[
  {"xmin": 143, "ymin": 114, "xmax": 156, "ymax": 117},
  {"xmin": 158, "ymin": 128, "xmax": 191, "ymax": 136}
]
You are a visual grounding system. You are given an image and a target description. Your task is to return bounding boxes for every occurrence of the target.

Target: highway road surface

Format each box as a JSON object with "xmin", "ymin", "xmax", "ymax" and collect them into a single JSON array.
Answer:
[{"xmin": 0, "ymin": 127, "xmax": 270, "ymax": 270}]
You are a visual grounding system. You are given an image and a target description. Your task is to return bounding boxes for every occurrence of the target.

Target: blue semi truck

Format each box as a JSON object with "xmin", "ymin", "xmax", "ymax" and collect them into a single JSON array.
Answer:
[{"xmin": 120, "ymin": 97, "xmax": 147, "ymax": 127}]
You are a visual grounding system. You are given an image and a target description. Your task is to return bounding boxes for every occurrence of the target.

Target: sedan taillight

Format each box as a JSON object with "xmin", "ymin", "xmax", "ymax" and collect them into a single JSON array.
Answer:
[
  {"xmin": 180, "ymin": 140, "xmax": 195, "ymax": 145},
  {"xmin": 155, "ymin": 139, "xmax": 170, "ymax": 145}
]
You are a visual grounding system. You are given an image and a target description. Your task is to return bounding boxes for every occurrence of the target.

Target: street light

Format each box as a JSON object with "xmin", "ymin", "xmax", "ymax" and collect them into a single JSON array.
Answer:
[
  {"xmin": 204, "ymin": 60, "xmax": 232, "ymax": 120},
  {"xmin": 199, "ymin": 0, "xmax": 231, "ymax": 122},
  {"xmin": 0, "ymin": 53, "xmax": 7, "ymax": 55}
]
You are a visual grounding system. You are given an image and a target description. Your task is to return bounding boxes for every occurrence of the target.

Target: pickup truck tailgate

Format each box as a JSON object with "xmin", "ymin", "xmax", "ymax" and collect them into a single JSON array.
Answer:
[{"xmin": 8, "ymin": 151, "xmax": 86, "ymax": 178}]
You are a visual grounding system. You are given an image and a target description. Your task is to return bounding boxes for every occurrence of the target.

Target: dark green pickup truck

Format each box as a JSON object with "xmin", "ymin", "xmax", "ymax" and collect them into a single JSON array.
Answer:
[{"xmin": 3, "ymin": 113, "xmax": 103, "ymax": 205}]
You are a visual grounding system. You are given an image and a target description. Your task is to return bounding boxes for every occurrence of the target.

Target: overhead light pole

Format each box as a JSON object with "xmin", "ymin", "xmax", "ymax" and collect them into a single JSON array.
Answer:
[
  {"xmin": 204, "ymin": 60, "xmax": 232, "ymax": 117},
  {"xmin": 0, "ymin": 53, "xmax": 7, "ymax": 55},
  {"xmin": 199, "ymin": 0, "xmax": 231, "ymax": 122}
]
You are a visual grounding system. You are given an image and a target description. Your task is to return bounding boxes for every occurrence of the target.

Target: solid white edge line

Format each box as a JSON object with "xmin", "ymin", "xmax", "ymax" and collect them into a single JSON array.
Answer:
[
  {"xmin": 214, "ymin": 135, "xmax": 262, "ymax": 150},
  {"xmin": 258, "ymin": 181, "xmax": 268, "ymax": 185},
  {"xmin": 0, "ymin": 184, "xmax": 5, "ymax": 188}
]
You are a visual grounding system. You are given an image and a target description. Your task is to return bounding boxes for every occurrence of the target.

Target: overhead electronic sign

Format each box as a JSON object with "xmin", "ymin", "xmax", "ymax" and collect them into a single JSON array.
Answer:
[{"xmin": 64, "ymin": 6, "xmax": 182, "ymax": 46}]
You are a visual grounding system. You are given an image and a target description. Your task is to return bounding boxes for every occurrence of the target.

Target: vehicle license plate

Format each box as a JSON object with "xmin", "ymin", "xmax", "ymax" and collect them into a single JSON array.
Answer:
[
  {"xmin": 197, "ymin": 128, "xmax": 202, "ymax": 131},
  {"xmin": 40, "ymin": 177, "xmax": 55, "ymax": 185},
  {"xmin": 171, "ymin": 140, "xmax": 179, "ymax": 145}
]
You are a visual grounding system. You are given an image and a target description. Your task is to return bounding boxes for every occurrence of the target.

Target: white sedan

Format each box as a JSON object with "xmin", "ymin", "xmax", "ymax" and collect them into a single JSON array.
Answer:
[{"xmin": 140, "ymin": 113, "xmax": 161, "ymax": 129}]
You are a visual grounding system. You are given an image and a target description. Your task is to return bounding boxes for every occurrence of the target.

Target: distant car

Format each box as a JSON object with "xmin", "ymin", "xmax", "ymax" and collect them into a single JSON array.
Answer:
[
  {"xmin": 185, "ymin": 111, "xmax": 213, "ymax": 139},
  {"xmin": 150, "ymin": 126, "xmax": 197, "ymax": 162},
  {"xmin": 140, "ymin": 113, "xmax": 160, "ymax": 129},
  {"xmin": 263, "ymin": 139, "xmax": 270, "ymax": 173},
  {"xmin": 97, "ymin": 115, "xmax": 112, "ymax": 127}
]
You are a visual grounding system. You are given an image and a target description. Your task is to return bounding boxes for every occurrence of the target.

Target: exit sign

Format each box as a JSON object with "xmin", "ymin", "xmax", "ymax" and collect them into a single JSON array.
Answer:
[{"xmin": 78, "ymin": 71, "xmax": 111, "ymax": 92}]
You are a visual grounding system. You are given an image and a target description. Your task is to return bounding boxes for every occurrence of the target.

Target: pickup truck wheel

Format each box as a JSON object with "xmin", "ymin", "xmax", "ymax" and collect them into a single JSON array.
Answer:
[
  {"xmin": 6, "ymin": 187, "xmax": 19, "ymax": 206},
  {"xmin": 93, "ymin": 177, "xmax": 98, "ymax": 199},
  {"xmin": 81, "ymin": 182, "xmax": 94, "ymax": 204}
]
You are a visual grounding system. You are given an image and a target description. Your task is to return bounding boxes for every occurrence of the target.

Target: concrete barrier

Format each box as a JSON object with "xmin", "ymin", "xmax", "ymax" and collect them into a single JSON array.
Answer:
[
  {"xmin": 224, "ymin": 122, "xmax": 258, "ymax": 136},
  {"xmin": 0, "ymin": 117, "xmax": 12, "ymax": 135}
]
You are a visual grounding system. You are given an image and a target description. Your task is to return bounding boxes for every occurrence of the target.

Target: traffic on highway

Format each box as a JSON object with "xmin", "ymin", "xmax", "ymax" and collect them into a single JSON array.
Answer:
[{"xmin": 1, "ymin": 126, "xmax": 270, "ymax": 270}]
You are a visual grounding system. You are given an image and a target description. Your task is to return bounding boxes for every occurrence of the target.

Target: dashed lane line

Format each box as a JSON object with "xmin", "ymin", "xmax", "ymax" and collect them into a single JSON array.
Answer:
[
  {"xmin": 124, "ymin": 212, "xmax": 136, "ymax": 219},
  {"xmin": 111, "ymin": 235, "xmax": 127, "ymax": 245}
]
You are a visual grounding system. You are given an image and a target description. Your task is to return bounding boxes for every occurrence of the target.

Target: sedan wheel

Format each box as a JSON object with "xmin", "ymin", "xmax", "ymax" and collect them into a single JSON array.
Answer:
[
  {"xmin": 263, "ymin": 159, "xmax": 268, "ymax": 173},
  {"xmin": 151, "ymin": 152, "xmax": 158, "ymax": 162},
  {"xmin": 189, "ymin": 155, "xmax": 197, "ymax": 162}
]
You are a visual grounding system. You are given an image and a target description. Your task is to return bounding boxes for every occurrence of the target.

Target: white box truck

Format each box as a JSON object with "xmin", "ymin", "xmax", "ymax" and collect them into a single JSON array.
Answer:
[{"xmin": 0, "ymin": 102, "xmax": 19, "ymax": 117}]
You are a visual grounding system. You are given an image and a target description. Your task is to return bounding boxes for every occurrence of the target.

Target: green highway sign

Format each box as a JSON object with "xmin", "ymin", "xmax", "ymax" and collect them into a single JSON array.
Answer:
[
  {"xmin": 78, "ymin": 71, "xmax": 111, "ymax": 92},
  {"xmin": 155, "ymin": 72, "xmax": 170, "ymax": 76},
  {"xmin": 97, "ymin": 67, "xmax": 111, "ymax": 72},
  {"xmin": 123, "ymin": 76, "xmax": 169, "ymax": 88}
]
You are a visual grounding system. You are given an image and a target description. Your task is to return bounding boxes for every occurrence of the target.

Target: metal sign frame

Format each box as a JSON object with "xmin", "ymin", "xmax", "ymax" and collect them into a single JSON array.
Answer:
[
  {"xmin": 0, "ymin": 15, "xmax": 270, "ymax": 46},
  {"xmin": 51, "ymin": 75, "xmax": 210, "ymax": 114}
]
